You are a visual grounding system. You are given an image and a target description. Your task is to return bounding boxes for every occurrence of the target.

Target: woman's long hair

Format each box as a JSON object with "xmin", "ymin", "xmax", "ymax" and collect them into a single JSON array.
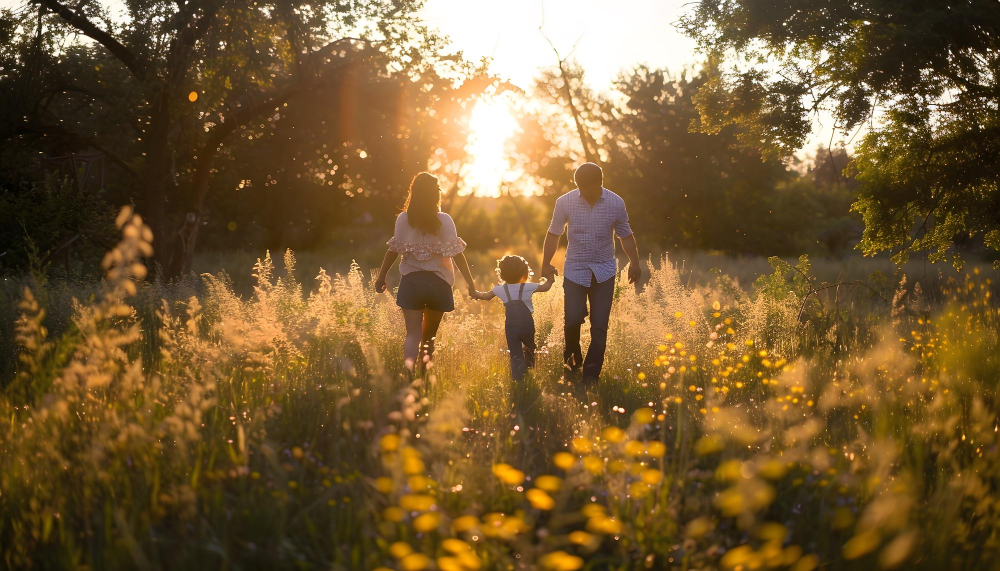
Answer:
[{"xmin": 403, "ymin": 172, "xmax": 442, "ymax": 235}]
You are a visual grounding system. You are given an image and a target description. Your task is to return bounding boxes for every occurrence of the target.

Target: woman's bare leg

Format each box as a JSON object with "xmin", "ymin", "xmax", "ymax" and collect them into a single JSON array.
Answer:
[
  {"xmin": 402, "ymin": 309, "xmax": 425, "ymax": 370},
  {"xmin": 420, "ymin": 309, "xmax": 445, "ymax": 363}
]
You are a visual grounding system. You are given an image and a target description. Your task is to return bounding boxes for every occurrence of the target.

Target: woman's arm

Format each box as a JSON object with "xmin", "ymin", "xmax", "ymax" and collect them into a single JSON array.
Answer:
[
  {"xmin": 374, "ymin": 250, "xmax": 398, "ymax": 293},
  {"xmin": 471, "ymin": 290, "xmax": 496, "ymax": 301},
  {"xmin": 453, "ymin": 252, "xmax": 476, "ymax": 294}
]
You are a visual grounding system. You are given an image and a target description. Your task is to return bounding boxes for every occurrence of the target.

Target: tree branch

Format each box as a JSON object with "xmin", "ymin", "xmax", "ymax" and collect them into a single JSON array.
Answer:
[{"xmin": 36, "ymin": 0, "xmax": 146, "ymax": 80}]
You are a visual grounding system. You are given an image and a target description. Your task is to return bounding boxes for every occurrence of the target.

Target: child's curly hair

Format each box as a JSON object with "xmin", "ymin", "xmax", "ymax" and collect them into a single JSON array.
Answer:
[{"xmin": 496, "ymin": 255, "xmax": 532, "ymax": 284}]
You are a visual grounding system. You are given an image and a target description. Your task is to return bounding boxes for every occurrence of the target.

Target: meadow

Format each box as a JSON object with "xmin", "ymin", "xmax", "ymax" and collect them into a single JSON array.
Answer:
[{"xmin": 2, "ymin": 209, "xmax": 999, "ymax": 570}]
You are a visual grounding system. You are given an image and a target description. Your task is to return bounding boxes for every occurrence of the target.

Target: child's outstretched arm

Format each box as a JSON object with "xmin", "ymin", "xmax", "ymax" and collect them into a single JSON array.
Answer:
[
  {"xmin": 535, "ymin": 268, "xmax": 557, "ymax": 293},
  {"xmin": 471, "ymin": 290, "xmax": 496, "ymax": 301}
]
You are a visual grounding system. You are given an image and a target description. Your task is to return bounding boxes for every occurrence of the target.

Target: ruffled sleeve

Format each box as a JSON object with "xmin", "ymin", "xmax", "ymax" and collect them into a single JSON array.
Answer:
[{"xmin": 387, "ymin": 236, "xmax": 466, "ymax": 260}]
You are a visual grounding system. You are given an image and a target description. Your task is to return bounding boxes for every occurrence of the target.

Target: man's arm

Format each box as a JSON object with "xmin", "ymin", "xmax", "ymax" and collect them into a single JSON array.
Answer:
[
  {"xmin": 541, "ymin": 231, "xmax": 561, "ymax": 280},
  {"xmin": 619, "ymin": 234, "xmax": 641, "ymax": 284}
]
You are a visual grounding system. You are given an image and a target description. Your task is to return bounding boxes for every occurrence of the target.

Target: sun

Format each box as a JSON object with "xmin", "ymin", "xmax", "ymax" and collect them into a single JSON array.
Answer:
[{"xmin": 463, "ymin": 98, "xmax": 520, "ymax": 197}]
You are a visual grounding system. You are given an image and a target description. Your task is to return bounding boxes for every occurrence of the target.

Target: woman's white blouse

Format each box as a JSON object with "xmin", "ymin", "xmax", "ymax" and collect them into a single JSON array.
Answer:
[{"xmin": 387, "ymin": 212, "xmax": 467, "ymax": 285}]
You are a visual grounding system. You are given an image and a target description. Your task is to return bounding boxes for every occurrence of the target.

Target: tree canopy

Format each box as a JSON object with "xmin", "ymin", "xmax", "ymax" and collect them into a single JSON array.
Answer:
[{"xmin": 681, "ymin": 0, "xmax": 1000, "ymax": 267}]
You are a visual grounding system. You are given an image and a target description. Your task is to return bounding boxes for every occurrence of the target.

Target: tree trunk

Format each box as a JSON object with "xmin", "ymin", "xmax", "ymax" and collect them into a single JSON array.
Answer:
[{"xmin": 143, "ymin": 98, "xmax": 173, "ymax": 272}]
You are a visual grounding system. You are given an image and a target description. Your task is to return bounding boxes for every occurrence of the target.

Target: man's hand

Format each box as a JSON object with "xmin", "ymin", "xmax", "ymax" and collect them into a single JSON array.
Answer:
[
  {"xmin": 627, "ymin": 262, "xmax": 641, "ymax": 285},
  {"xmin": 542, "ymin": 264, "xmax": 558, "ymax": 280}
]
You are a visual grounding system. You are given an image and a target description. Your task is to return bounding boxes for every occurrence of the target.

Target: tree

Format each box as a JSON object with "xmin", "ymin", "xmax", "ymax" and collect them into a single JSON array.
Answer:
[
  {"xmin": 681, "ymin": 1, "xmax": 1000, "ymax": 267},
  {"xmin": 3, "ymin": 0, "xmax": 440, "ymax": 275}
]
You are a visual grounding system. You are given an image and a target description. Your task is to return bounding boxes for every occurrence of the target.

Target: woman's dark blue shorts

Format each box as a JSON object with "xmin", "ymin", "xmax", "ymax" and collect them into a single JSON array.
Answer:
[{"xmin": 396, "ymin": 271, "xmax": 455, "ymax": 312}]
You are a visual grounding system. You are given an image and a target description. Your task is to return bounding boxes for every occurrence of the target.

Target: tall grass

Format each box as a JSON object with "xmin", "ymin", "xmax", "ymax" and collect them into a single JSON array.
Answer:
[{"xmin": 1, "ymin": 208, "xmax": 998, "ymax": 570}]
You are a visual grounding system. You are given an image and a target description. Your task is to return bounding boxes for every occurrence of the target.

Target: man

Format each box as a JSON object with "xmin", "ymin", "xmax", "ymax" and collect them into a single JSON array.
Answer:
[{"xmin": 542, "ymin": 162, "xmax": 641, "ymax": 382}]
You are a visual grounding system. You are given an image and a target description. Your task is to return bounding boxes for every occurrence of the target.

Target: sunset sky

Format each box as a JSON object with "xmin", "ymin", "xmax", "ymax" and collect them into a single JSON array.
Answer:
[{"xmin": 419, "ymin": 0, "xmax": 700, "ymax": 91}]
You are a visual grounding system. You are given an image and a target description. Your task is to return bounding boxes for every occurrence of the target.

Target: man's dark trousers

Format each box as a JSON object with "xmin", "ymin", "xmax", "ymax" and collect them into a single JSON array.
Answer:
[{"xmin": 563, "ymin": 271, "xmax": 614, "ymax": 380}]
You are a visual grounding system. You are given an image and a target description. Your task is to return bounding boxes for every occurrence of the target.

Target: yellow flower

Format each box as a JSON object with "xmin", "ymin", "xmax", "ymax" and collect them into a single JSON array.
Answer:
[
  {"xmin": 582, "ymin": 456, "xmax": 604, "ymax": 475},
  {"xmin": 383, "ymin": 507, "xmax": 405, "ymax": 522},
  {"xmin": 712, "ymin": 300, "xmax": 721, "ymax": 311},
  {"xmin": 571, "ymin": 437, "xmax": 594, "ymax": 454},
  {"xmin": 641, "ymin": 468, "xmax": 663, "ymax": 485},
  {"xmin": 389, "ymin": 541, "xmax": 413, "ymax": 559},
  {"xmin": 633, "ymin": 407, "xmax": 655, "ymax": 424},
  {"xmin": 601, "ymin": 426, "xmax": 626, "ymax": 443},
  {"xmin": 527, "ymin": 488, "xmax": 555, "ymax": 510},
  {"xmin": 553, "ymin": 452, "xmax": 576, "ymax": 470},
  {"xmin": 684, "ymin": 516, "xmax": 713, "ymax": 539},
  {"xmin": 441, "ymin": 538, "xmax": 471, "ymax": 554},
  {"xmin": 412, "ymin": 512, "xmax": 441, "ymax": 533},
  {"xmin": 629, "ymin": 480, "xmax": 651, "ymax": 499},
  {"xmin": 399, "ymin": 494, "xmax": 435, "ymax": 511},
  {"xmin": 720, "ymin": 545, "xmax": 754, "ymax": 569},
  {"xmin": 646, "ymin": 441, "xmax": 666, "ymax": 458},
  {"xmin": 568, "ymin": 530, "xmax": 596, "ymax": 546},
  {"xmin": 380, "ymin": 434, "xmax": 401, "ymax": 452},
  {"xmin": 400, "ymin": 553, "xmax": 431, "ymax": 571},
  {"xmin": 539, "ymin": 550, "xmax": 584, "ymax": 571},
  {"xmin": 534, "ymin": 475, "xmax": 562, "ymax": 493},
  {"xmin": 492, "ymin": 463, "xmax": 525, "ymax": 486},
  {"xmin": 452, "ymin": 515, "xmax": 479, "ymax": 533},
  {"xmin": 624, "ymin": 440, "xmax": 645, "ymax": 456},
  {"xmin": 437, "ymin": 556, "xmax": 463, "ymax": 571},
  {"xmin": 374, "ymin": 476, "xmax": 394, "ymax": 494},
  {"xmin": 587, "ymin": 515, "xmax": 623, "ymax": 535}
]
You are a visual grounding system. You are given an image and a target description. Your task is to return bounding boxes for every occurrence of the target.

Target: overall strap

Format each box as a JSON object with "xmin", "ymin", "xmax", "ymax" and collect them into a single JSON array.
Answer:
[
  {"xmin": 503, "ymin": 283, "xmax": 512, "ymax": 302},
  {"xmin": 517, "ymin": 282, "xmax": 525, "ymax": 301}
]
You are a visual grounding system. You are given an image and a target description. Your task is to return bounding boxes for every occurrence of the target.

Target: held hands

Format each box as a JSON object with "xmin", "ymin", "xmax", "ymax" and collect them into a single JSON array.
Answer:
[{"xmin": 542, "ymin": 264, "xmax": 558, "ymax": 281}]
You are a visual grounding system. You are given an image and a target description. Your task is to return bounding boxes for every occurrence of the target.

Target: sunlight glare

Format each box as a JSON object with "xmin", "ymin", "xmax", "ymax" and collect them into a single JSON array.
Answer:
[{"xmin": 463, "ymin": 98, "xmax": 519, "ymax": 197}]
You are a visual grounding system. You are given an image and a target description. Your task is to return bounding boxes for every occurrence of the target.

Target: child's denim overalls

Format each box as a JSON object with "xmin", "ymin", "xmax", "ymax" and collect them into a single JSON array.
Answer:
[{"xmin": 503, "ymin": 283, "xmax": 536, "ymax": 380}]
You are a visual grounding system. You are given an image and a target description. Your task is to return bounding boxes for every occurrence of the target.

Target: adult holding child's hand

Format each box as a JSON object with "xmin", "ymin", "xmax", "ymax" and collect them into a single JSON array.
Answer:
[
  {"xmin": 374, "ymin": 172, "xmax": 476, "ymax": 371},
  {"xmin": 541, "ymin": 162, "xmax": 641, "ymax": 384}
]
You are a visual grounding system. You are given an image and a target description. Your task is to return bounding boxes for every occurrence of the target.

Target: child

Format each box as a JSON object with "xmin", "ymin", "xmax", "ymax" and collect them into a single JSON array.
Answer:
[{"xmin": 472, "ymin": 255, "xmax": 554, "ymax": 380}]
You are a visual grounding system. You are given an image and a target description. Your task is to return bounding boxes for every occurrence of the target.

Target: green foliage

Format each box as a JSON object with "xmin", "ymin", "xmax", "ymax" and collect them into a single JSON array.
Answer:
[
  {"xmin": 0, "ymin": 175, "xmax": 116, "ymax": 276},
  {"xmin": 681, "ymin": 0, "xmax": 1000, "ymax": 265}
]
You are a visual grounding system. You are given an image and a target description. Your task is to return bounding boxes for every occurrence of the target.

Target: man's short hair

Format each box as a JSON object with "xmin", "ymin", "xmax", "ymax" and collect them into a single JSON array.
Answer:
[{"xmin": 574, "ymin": 162, "xmax": 603, "ymax": 188}]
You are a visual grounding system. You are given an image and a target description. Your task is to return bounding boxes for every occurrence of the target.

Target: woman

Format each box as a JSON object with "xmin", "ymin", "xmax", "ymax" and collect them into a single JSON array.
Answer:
[{"xmin": 374, "ymin": 172, "xmax": 476, "ymax": 370}]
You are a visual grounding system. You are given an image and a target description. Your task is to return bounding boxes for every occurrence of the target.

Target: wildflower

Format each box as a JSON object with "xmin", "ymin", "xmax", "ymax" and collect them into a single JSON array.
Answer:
[
  {"xmin": 582, "ymin": 456, "xmax": 604, "ymax": 475},
  {"xmin": 399, "ymin": 494, "xmax": 435, "ymax": 511},
  {"xmin": 534, "ymin": 475, "xmax": 562, "ymax": 493},
  {"xmin": 684, "ymin": 516, "xmax": 713, "ymax": 539},
  {"xmin": 412, "ymin": 512, "xmax": 441, "ymax": 533},
  {"xmin": 571, "ymin": 437, "xmax": 594, "ymax": 454},
  {"xmin": 601, "ymin": 426, "xmax": 626, "ymax": 443},
  {"xmin": 527, "ymin": 488, "xmax": 555, "ymax": 510},
  {"xmin": 646, "ymin": 441, "xmax": 666, "ymax": 458},
  {"xmin": 452, "ymin": 515, "xmax": 479, "ymax": 533},
  {"xmin": 842, "ymin": 529, "xmax": 880, "ymax": 560},
  {"xmin": 390, "ymin": 541, "xmax": 413, "ymax": 559},
  {"xmin": 375, "ymin": 477, "xmax": 394, "ymax": 494},
  {"xmin": 383, "ymin": 507, "xmax": 405, "ymax": 522},
  {"xmin": 586, "ymin": 515, "xmax": 623, "ymax": 535},
  {"xmin": 441, "ymin": 538, "xmax": 471, "ymax": 554},
  {"xmin": 553, "ymin": 452, "xmax": 576, "ymax": 470},
  {"xmin": 539, "ymin": 551, "xmax": 584, "ymax": 571},
  {"xmin": 400, "ymin": 553, "xmax": 431, "ymax": 571},
  {"xmin": 641, "ymin": 468, "xmax": 663, "ymax": 485},
  {"xmin": 492, "ymin": 463, "xmax": 525, "ymax": 486},
  {"xmin": 380, "ymin": 434, "xmax": 401, "ymax": 452},
  {"xmin": 633, "ymin": 407, "xmax": 655, "ymax": 424}
]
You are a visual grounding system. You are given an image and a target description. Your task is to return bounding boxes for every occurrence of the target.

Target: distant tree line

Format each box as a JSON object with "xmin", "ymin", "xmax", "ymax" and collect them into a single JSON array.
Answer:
[{"xmin": 3, "ymin": 0, "xmax": 996, "ymax": 277}]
